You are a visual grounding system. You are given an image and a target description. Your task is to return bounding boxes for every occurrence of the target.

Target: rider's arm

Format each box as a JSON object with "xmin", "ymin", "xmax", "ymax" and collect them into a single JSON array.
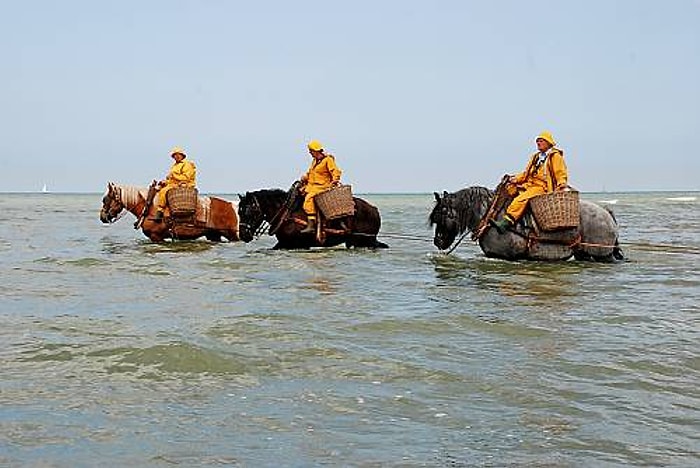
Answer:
[
  {"xmin": 326, "ymin": 156, "xmax": 342, "ymax": 184},
  {"xmin": 551, "ymin": 151, "xmax": 568, "ymax": 190},
  {"xmin": 169, "ymin": 161, "xmax": 196, "ymax": 184}
]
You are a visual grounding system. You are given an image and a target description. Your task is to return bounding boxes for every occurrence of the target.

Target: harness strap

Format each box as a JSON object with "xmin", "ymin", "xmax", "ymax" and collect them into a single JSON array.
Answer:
[{"xmin": 472, "ymin": 175, "xmax": 511, "ymax": 241}]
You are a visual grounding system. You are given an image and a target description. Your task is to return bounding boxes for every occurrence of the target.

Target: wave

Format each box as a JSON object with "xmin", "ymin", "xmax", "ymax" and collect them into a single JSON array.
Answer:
[{"xmin": 665, "ymin": 196, "xmax": 696, "ymax": 202}]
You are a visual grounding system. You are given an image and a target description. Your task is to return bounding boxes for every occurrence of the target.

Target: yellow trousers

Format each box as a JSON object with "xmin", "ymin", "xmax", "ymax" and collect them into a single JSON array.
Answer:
[
  {"xmin": 506, "ymin": 185, "xmax": 547, "ymax": 221},
  {"xmin": 303, "ymin": 193, "xmax": 317, "ymax": 217},
  {"xmin": 157, "ymin": 184, "xmax": 184, "ymax": 210}
]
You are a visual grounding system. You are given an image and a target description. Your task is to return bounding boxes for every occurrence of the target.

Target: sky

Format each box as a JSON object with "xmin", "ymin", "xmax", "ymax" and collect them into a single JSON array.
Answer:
[{"xmin": 2, "ymin": 0, "xmax": 699, "ymax": 193}]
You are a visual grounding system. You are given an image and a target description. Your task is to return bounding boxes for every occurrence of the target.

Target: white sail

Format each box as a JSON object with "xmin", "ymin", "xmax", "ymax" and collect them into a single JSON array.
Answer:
[{"xmin": 41, "ymin": 184, "xmax": 48, "ymax": 193}]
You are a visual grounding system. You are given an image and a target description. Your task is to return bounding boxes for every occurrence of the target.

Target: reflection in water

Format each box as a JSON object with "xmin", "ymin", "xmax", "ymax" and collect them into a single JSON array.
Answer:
[
  {"xmin": 431, "ymin": 253, "xmax": 585, "ymax": 309},
  {"xmin": 300, "ymin": 277, "xmax": 337, "ymax": 295},
  {"xmin": 430, "ymin": 253, "xmax": 582, "ymax": 360}
]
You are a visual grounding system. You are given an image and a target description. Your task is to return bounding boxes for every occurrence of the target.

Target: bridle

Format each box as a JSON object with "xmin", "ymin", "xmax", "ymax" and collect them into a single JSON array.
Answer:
[
  {"xmin": 434, "ymin": 197, "xmax": 458, "ymax": 231},
  {"xmin": 240, "ymin": 185, "xmax": 299, "ymax": 239},
  {"xmin": 104, "ymin": 186, "xmax": 128, "ymax": 223},
  {"xmin": 239, "ymin": 194, "xmax": 269, "ymax": 239},
  {"xmin": 432, "ymin": 195, "xmax": 470, "ymax": 254}
]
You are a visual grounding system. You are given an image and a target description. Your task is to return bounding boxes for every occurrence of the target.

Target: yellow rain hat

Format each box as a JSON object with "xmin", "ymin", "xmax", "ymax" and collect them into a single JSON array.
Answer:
[
  {"xmin": 170, "ymin": 146, "xmax": 186, "ymax": 157},
  {"xmin": 535, "ymin": 131, "xmax": 556, "ymax": 146},
  {"xmin": 307, "ymin": 140, "xmax": 324, "ymax": 152}
]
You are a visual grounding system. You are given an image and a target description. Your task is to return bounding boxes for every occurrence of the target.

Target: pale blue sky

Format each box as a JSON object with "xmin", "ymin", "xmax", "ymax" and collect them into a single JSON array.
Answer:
[{"xmin": 3, "ymin": 0, "xmax": 699, "ymax": 193}]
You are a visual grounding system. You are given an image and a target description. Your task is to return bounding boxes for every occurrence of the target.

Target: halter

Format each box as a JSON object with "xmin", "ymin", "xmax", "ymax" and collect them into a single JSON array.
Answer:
[
  {"xmin": 240, "ymin": 185, "xmax": 298, "ymax": 239},
  {"xmin": 434, "ymin": 198, "xmax": 469, "ymax": 253},
  {"xmin": 239, "ymin": 194, "xmax": 269, "ymax": 239},
  {"xmin": 104, "ymin": 184, "xmax": 143, "ymax": 224},
  {"xmin": 105, "ymin": 186, "xmax": 128, "ymax": 223},
  {"xmin": 432, "ymin": 188, "xmax": 494, "ymax": 254}
]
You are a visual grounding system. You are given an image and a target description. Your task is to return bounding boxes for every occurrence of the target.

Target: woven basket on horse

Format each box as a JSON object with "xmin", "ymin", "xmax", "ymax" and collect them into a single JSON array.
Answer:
[
  {"xmin": 530, "ymin": 190, "xmax": 580, "ymax": 231},
  {"xmin": 167, "ymin": 186, "xmax": 198, "ymax": 217},
  {"xmin": 314, "ymin": 185, "xmax": 355, "ymax": 220}
]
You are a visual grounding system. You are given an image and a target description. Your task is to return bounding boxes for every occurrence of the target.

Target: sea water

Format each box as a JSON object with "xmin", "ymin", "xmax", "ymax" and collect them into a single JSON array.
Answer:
[{"xmin": 1, "ymin": 192, "xmax": 698, "ymax": 466}]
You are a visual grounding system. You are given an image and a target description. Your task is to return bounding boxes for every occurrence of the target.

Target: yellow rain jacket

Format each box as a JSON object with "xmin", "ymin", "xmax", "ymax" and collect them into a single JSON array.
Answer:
[
  {"xmin": 506, "ymin": 148, "xmax": 568, "ymax": 221},
  {"xmin": 301, "ymin": 154, "xmax": 342, "ymax": 216},
  {"xmin": 157, "ymin": 159, "xmax": 197, "ymax": 209}
]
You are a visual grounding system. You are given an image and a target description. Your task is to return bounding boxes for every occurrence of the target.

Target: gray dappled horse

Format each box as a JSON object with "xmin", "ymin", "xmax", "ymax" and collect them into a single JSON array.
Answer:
[{"xmin": 430, "ymin": 187, "xmax": 623, "ymax": 262}]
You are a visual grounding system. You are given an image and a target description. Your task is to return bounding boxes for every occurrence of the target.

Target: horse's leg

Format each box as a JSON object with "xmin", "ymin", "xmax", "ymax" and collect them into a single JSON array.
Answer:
[
  {"xmin": 205, "ymin": 231, "xmax": 222, "ymax": 242},
  {"xmin": 373, "ymin": 238, "xmax": 389, "ymax": 248}
]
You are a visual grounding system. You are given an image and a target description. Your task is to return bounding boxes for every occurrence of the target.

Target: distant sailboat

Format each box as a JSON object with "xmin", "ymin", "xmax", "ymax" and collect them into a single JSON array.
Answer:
[{"xmin": 41, "ymin": 183, "xmax": 48, "ymax": 193}]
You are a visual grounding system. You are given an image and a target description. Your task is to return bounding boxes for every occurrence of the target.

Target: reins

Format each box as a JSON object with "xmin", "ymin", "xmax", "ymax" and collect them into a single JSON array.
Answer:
[
  {"xmin": 443, "ymin": 231, "xmax": 471, "ymax": 255},
  {"xmin": 268, "ymin": 185, "xmax": 299, "ymax": 235}
]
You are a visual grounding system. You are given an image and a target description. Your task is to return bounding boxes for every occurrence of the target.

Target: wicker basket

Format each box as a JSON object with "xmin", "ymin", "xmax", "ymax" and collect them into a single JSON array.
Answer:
[
  {"xmin": 530, "ymin": 190, "xmax": 580, "ymax": 231},
  {"xmin": 167, "ymin": 186, "xmax": 198, "ymax": 216},
  {"xmin": 314, "ymin": 185, "xmax": 355, "ymax": 220}
]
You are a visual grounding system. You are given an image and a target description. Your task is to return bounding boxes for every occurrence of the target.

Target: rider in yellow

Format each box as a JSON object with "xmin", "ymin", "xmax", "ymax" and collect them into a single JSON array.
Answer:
[
  {"xmin": 490, "ymin": 131, "xmax": 568, "ymax": 233},
  {"xmin": 299, "ymin": 140, "xmax": 342, "ymax": 234},
  {"xmin": 154, "ymin": 147, "xmax": 197, "ymax": 221}
]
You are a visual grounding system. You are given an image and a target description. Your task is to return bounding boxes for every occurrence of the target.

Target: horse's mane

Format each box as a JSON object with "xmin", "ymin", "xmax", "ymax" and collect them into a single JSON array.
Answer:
[
  {"xmin": 249, "ymin": 188, "xmax": 287, "ymax": 200},
  {"xmin": 110, "ymin": 183, "xmax": 147, "ymax": 208},
  {"xmin": 431, "ymin": 186, "xmax": 494, "ymax": 235}
]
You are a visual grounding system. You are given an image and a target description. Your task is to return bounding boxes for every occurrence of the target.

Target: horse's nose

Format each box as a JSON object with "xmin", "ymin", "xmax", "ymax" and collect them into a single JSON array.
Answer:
[{"xmin": 99, "ymin": 210, "xmax": 110, "ymax": 223}]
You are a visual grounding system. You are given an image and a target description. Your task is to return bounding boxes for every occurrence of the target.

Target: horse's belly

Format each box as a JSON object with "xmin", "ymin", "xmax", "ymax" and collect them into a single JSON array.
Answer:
[{"xmin": 528, "ymin": 243, "xmax": 573, "ymax": 261}]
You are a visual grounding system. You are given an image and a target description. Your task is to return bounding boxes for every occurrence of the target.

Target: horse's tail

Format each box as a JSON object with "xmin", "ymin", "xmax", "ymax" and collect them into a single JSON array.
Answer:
[
  {"xmin": 604, "ymin": 206, "xmax": 624, "ymax": 260},
  {"xmin": 613, "ymin": 239, "xmax": 624, "ymax": 261},
  {"xmin": 373, "ymin": 239, "xmax": 389, "ymax": 249}
]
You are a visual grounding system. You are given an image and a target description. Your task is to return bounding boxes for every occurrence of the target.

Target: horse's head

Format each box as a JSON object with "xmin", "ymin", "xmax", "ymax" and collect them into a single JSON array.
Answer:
[
  {"xmin": 429, "ymin": 187, "xmax": 494, "ymax": 250},
  {"xmin": 237, "ymin": 192, "xmax": 264, "ymax": 242},
  {"xmin": 429, "ymin": 191, "xmax": 460, "ymax": 250},
  {"xmin": 100, "ymin": 182, "xmax": 125, "ymax": 223}
]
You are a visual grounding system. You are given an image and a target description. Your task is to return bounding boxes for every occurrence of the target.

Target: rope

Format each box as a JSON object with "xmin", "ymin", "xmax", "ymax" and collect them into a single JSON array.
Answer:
[
  {"xmin": 344, "ymin": 231, "xmax": 434, "ymax": 243},
  {"xmin": 375, "ymin": 232, "xmax": 434, "ymax": 243},
  {"xmin": 620, "ymin": 241, "xmax": 700, "ymax": 255},
  {"xmin": 443, "ymin": 230, "xmax": 471, "ymax": 255}
]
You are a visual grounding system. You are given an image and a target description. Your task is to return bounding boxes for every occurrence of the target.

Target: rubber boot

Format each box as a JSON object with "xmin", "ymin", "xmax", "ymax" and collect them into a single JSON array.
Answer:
[
  {"xmin": 154, "ymin": 210, "xmax": 164, "ymax": 222},
  {"xmin": 300, "ymin": 218, "xmax": 316, "ymax": 234},
  {"xmin": 489, "ymin": 217, "xmax": 513, "ymax": 234}
]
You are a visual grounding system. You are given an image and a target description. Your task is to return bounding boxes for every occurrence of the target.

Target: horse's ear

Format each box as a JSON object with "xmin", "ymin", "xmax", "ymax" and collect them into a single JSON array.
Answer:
[
  {"xmin": 434, "ymin": 192, "xmax": 441, "ymax": 202},
  {"xmin": 238, "ymin": 193, "xmax": 243, "ymax": 200},
  {"xmin": 443, "ymin": 191, "xmax": 448, "ymax": 198}
]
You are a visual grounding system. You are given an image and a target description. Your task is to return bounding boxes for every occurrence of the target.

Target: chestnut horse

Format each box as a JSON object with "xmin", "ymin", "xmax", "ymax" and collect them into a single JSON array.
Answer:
[{"xmin": 99, "ymin": 182, "xmax": 239, "ymax": 242}]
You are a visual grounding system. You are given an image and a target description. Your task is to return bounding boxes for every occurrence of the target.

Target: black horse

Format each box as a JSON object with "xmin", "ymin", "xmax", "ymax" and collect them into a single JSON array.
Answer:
[
  {"xmin": 430, "ymin": 187, "xmax": 623, "ymax": 262},
  {"xmin": 238, "ymin": 186, "xmax": 388, "ymax": 249}
]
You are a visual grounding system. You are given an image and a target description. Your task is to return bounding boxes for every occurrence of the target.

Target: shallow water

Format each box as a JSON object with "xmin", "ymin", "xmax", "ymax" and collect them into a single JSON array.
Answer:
[{"xmin": 1, "ymin": 192, "xmax": 698, "ymax": 466}]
